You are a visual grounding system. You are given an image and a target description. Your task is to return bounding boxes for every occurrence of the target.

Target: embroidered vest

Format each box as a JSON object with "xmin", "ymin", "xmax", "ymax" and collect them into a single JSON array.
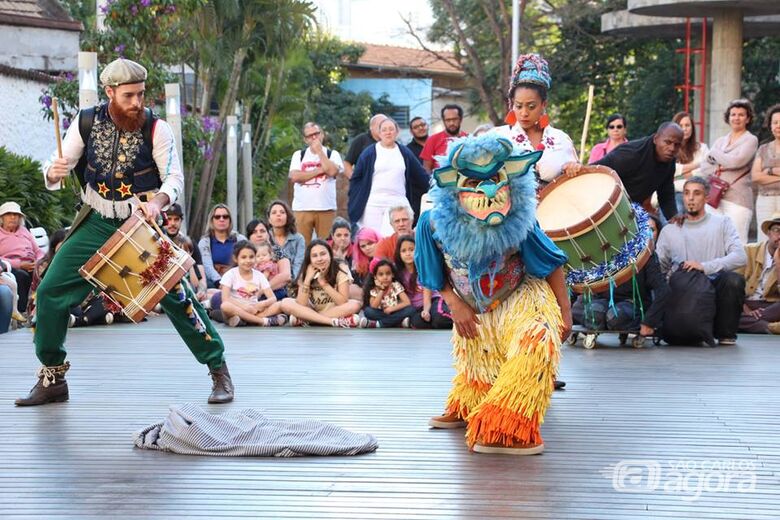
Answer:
[
  {"xmin": 84, "ymin": 104, "xmax": 160, "ymax": 202},
  {"xmin": 442, "ymin": 247, "xmax": 527, "ymax": 314}
]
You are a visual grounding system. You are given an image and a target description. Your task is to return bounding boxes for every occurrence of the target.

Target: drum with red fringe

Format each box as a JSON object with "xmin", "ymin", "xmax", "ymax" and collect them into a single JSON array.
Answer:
[{"xmin": 78, "ymin": 211, "xmax": 194, "ymax": 323}]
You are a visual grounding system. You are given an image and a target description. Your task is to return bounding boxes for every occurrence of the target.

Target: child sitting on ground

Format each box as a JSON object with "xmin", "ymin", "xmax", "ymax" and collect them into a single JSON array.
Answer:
[
  {"xmin": 220, "ymin": 241, "xmax": 285, "ymax": 327},
  {"xmin": 362, "ymin": 258, "xmax": 417, "ymax": 328},
  {"xmin": 395, "ymin": 235, "xmax": 453, "ymax": 329}
]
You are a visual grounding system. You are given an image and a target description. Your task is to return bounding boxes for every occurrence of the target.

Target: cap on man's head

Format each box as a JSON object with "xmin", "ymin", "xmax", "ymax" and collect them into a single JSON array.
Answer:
[
  {"xmin": 100, "ymin": 58, "xmax": 147, "ymax": 87},
  {"xmin": 760, "ymin": 212, "xmax": 780, "ymax": 235},
  {"xmin": 0, "ymin": 201, "xmax": 25, "ymax": 217},
  {"xmin": 165, "ymin": 203, "xmax": 184, "ymax": 218}
]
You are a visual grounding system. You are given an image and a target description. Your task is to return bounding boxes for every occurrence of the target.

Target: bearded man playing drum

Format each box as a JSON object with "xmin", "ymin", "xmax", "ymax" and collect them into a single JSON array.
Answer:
[{"xmin": 15, "ymin": 58, "xmax": 234, "ymax": 406}]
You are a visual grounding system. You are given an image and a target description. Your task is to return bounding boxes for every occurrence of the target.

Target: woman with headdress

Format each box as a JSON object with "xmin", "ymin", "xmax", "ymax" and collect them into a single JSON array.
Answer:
[{"xmin": 493, "ymin": 53, "xmax": 580, "ymax": 188}]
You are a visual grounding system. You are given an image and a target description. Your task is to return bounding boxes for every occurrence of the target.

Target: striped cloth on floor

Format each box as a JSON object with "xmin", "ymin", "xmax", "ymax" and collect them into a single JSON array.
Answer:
[{"xmin": 133, "ymin": 403, "xmax": 378, "ymax": 457}]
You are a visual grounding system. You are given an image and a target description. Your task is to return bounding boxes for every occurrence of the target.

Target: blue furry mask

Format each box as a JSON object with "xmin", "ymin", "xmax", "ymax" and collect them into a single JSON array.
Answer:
[{"xmin": 429, "ymin": 135, "xmax": 541, "ymax": 263}]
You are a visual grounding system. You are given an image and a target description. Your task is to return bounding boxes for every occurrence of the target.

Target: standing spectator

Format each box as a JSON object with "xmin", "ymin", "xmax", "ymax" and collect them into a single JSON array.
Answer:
[
  {"xmin": 280, "ymin": 239, "xmax": 364, "ymax": 327},
  {"xmin": 672, "ymin": 112, "xmax": 710, "ymax": 214},
  {"xmin": 0, "ymin": 201, "xmax": 43, "ymax": 313},
  {"xmin": 737, "ymin": 212, "xmax": 780, "ymax": 334},
  {"xmin": 406, "ymin": 116, "xmax": 429, "ymax": 162},
  {"xmin": 246, "ymin": 218, "xmax": 292, "ymax": 299},
  {"xmin": 343, "ymin": 114, "xmax": 386, "ymax": 179},
  {"xmin": 700, "ymin": 99, "xmax": 759, "ymax": 245},
  {"xmin": 588, "ymin": 114, "xmax": 628, "ymax": 164},
  {"xmin": 374, "ymin": 205, "xmax": 414, "ymax": 260},
  {"xmin": 288, "ymin": 122, "xmax": 344, "ymax": 244},
  {"xmin": 267, "ymin": 200, "xmax": 305, "ymax": 280},
  {"xmin": 655, "ymin": 176, "xmax": 747, "ymax": 345},
  {"xmin": 751, "ymin": 103, "xmax": 780, "ymax": 241},
  {"xmin": 348, "ymin": 118, "xmax": 429, "ymax": 235},
  {"xmin": 198, "ymin": 204, "xmax": 246, "ymax": 289},
  {"xmin": 492, "ymin": 54, "xmax": 579, "ymax": 187},
  {"xmin": 595, "ymin": 122, "xmax": 683, "ymax": 221},
  {"xmin": 420, "ymin": 104, "xmax": 467, "ymax": 172}
]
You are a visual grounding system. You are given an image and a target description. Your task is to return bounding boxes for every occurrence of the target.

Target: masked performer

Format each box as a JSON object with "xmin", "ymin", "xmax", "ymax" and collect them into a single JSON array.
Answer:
[
  {"xmin": 15, "ymin": 58, "xmax": 234, "ymax": 406},
  {"xmin": 415, "ymin": 134, "xmax": 572, "ymax": 454}
]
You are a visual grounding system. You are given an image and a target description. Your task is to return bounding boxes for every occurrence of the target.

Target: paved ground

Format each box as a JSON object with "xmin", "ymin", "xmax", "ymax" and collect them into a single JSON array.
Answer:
[{"xmin": 1, "ymin": 320, "xmax": 778, "ymax": 519}]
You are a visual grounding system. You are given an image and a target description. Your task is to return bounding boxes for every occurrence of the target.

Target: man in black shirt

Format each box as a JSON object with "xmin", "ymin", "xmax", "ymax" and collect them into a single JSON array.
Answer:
[
  {"xmin": 406, "ymin": 116, "xmax": 428, "ymax": 162},
  {"xmin": 595, "ymin": 122, "xmax": 683, "ymax": 220},
  {"xmin": 343, "ymin": 113, "xmax": 386, "ymax": 179}
]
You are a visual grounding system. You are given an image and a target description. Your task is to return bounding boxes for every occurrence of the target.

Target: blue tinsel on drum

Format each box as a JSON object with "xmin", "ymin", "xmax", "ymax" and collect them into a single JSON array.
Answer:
[{"xmin": 565, "ymin": 204, "xmax": 653, "ymax": 286}]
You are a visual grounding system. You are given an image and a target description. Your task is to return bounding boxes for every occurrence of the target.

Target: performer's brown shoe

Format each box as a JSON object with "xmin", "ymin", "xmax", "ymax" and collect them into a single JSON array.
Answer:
[
  {"xmin": 15, "ymin": 362, "xmax": 71, "ymax": 406},
  {"xmin": 473, "ymin": 441, "xmax": 544, "ymax": 455},
  {"xmin": 428, "ymin": 412, "xmax": 467, "ymax": 429},
  {"xmin": 207, "ymin": 362, "xmax": 234, "ymax": 404}
]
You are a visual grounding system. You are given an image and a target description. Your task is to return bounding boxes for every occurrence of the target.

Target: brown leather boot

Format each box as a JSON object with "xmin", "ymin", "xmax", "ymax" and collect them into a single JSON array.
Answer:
[
  {"xmin": 15, "ymin": 362, "xmax": 71, "ymax": 406},
  {"xmin": 207, "ymin": 362, "xmax": 234, "ymax": 404}
]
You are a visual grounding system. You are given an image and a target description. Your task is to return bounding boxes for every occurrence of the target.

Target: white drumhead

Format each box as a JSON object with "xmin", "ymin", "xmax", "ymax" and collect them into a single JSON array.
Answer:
[{"xmin": 537, "ymin": 173, "xmax": 618, "ymax": 231}]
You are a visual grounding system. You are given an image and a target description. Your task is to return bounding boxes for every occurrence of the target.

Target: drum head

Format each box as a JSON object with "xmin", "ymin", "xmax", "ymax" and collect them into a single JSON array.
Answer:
[{"xmin": 538, "ymin": 172, "xmax": 619, "ymax": 233}]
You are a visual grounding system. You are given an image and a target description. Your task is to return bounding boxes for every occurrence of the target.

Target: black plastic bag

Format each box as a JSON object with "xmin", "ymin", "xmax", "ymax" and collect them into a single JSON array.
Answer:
[{"xmin": 661, "ymin": 270, "xmax": 716, "ymax": 346}]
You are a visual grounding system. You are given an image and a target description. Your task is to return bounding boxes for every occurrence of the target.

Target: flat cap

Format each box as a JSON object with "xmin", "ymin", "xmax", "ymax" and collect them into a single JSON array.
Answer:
[{"xmin": 100, "ymin": 58, "xmax": 147, "ymax": 87}]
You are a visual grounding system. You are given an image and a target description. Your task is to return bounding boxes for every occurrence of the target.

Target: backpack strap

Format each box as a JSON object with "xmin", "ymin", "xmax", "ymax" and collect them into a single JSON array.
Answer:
[
  {"xmin": 74, "ymin": 106, "xmax": 97, "ymax": 188},
  {"xmin": 299, "ymin": 146, "xmax": 333, "ymax": 160}
]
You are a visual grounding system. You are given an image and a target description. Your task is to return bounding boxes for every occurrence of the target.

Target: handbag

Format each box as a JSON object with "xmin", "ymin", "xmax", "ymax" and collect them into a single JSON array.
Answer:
[{"xmin": 706, "ymin": 167, "xmax": 749, "ymax": 209}]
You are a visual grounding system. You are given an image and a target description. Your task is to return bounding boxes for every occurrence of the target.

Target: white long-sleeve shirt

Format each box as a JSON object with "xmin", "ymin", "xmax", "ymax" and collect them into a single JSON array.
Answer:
[{"xmin": 41, "ymin": 108, "xmax": 183, "ymax": 218}]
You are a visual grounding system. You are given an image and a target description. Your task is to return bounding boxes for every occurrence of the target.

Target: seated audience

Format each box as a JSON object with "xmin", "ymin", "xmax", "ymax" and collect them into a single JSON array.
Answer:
[
  {"xmin": 198, "ymin": 204, "xmax": 246, "ymax": 289},
  {"xmin": 751, "ymin": 103, "xmax": 780, "ymax": 241},
  {"xmin": 280, "ymin": 239, "xmax": 363, "ymax": 327},
  {"xmin": 655, "ymin": 176, "xmax": 747, "ymax": 345},
  {"xmin": 351, "ymin": 227, "xmax": 380, "ymax": 287},
  {"xmin": 267, "ymin": 200, "xmax": 305, "ymax": 280},
  {"xmin": 595, "ymin": 122, "xmax": 683, "ymax": 220},
  {"xmin": 672, "ymin": 111, "xmax": 709, "ymax": 213},
  {"xmin": 374, "ymin": 205, "xmax": 414, "ymax": 261},
  {"xmin": 363, "ymin": 258, "xmax": 416, "ymax": 328},
  {"xmin": 588, "ymin": 114, "xmax": 628, "ymax": 164},
  {"xmin": 219, "ymin": 241, "xmax": 284, "ymax": 327},
  {"xmin": 395, "ymin": 235, "xmax": 452, "ymax": 329},
  {"xmin": 246, "ymin": 218, "xmax": 292, "ymax": 300},
  {"xmin": 737, "ymin": 213, "xmax": 780, "ymax": 334},
  {"xmin": 0, "ymin": 201, "xmax": 44, "ymax": 313},
  {"xmin": 328, "ymin": 217, "xmax": 353, "ymax": 264},
  {"xmin": 700, "ymin": 98, "xmax": 759, "ymax": 245},
  {"xmin": 572, "ymin": 215, "xmax": 669, "ymax": 336},
  {"xmin": 0, "ymin": 259, "xmax": 15, "ymax": 333}
]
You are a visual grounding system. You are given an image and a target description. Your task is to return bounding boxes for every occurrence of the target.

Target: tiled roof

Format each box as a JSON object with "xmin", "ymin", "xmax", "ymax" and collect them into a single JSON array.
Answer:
[
  {"xmin": 0, "ymin": 0, "xmax": 82, "ymax": 31},
  {"xmin": 348, "ymin": 43, "xmax": 463, "ymax": 76}
]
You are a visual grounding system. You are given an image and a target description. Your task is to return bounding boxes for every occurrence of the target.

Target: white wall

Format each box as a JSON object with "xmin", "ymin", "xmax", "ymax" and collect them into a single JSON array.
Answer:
[
  {"xmin": 0, "ymin": 26, "xmax": 79, "ymax": 71},
  {"xmin": 0, "ymin": 74, "xmax": 57, "ymax": 165}
]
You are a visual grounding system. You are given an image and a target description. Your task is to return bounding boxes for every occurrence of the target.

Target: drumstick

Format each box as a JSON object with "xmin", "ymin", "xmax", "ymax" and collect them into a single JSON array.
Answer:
[
  {"xmin": 133, "ymin": 194, "xmax": 166, "ymax": 238},
  {"xmin": 52, "ymin": 97, "xmax": 66, "ymax": 186},
  {"xmin": 579, "ymin": 85, "xmax": 595, "ymax": 164}
]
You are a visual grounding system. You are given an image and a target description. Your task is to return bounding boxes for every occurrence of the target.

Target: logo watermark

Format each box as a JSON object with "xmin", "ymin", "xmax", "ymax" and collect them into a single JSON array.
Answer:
[{"xmin": 602, "ymin": 459, "xmax": 758, "ymax": 501}]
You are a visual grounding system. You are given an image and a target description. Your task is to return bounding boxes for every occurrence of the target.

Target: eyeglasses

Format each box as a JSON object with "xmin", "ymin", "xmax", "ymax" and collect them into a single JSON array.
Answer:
[
  {"xmin": 608, "ymin": 124, "xmax": 624, "ymax": 129},
  {"xmin": 213, "ymin": 214, "xmax": 230, "ymax": 220},
  {"xmin": 304, "ymin": 131, "xmax": 321, "ymax": 139}
]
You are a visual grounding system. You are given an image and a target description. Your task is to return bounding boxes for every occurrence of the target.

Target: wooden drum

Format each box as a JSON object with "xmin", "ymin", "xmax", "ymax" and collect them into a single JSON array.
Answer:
[
  {"xmin": 79, "ymin": 211, "xmax": 194, "ymax": 322},
  {"xmin": 537, "ymin": 166, "xmax": 652, "ymax": 294}
]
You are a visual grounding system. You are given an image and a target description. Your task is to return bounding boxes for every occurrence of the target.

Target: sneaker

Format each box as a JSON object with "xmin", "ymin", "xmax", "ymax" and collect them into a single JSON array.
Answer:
[
  {"xmin": 429, "ymin": 412, "xmax": 467, "ymax": 429},
  {"xmin": 718, "ymin": 337, "xmax": 737, "ymax": 346},
  {"xmin": 361, "ymin": 318, "xmax": 380, "ymax": 329},
  {"xmin": 104, "ymin": 312, "xmax": 114, "ymax": 325},
  {"xmin": 473, "ymin": 441, "xmax": 544, "ymax": 456},
  {"xmin": 767, "ymin": 322, "xmax": 780, "ymax": 335},
  {"xmin": 332, "ymin": 314, "xmax": 360, "ymax": 328},
  {"xmin": 68, "ymin": 314, "xmax": 76, "ymax": 328},
  {"xmin": 227, "ymin": 315, "xmax": 242, "ymax": 327},
  {"xmin": 289, "ymin": 315, "xmax": 309, "ymax": 327},
  {"xmin": 263, "ymin": 314, "xmax": 288, "ymax": 327},
  {"xmin": 401, "ymin": 317, "xmax": 411, "ymax": 328}
]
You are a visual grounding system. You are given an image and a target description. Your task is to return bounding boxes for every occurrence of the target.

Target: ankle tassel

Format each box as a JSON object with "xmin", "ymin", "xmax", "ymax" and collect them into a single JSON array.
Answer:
[{"xmin": 36, "ymin": 362, "xmax": 70, "ymax": 388}]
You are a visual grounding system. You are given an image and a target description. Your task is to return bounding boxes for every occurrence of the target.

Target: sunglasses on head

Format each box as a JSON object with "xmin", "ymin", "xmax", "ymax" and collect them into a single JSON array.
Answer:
[{"xmin": 608, "ymin": 124, "xmax": 624, "ymax": 129}]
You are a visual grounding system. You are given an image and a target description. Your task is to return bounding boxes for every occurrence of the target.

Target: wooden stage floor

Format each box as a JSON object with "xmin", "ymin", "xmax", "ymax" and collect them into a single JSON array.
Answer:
[{"xmin": 1, "ymin": 320, "xmax": 779, "ymax": 519}]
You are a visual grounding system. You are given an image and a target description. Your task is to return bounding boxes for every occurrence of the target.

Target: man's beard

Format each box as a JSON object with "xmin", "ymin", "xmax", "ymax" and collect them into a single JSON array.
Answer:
[
  {"xmin": 446, "ymin": 127, "xmax": 461, "ymax": 136},
  {"xmin": 109, "ymin": 102, "xmax": 146, "ymax": 132},
  {"xmin": 686, "ymin": 206, "xmax": 702, "ymax": 217}
]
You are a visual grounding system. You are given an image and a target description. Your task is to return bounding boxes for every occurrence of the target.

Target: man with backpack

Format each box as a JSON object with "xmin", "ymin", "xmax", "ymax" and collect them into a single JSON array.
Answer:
[
  {"xmin": 655, "ymin": 176, "xmax": 747, "ymax": 346},
  {"xmin": 288, "ymin": 122, "xmax": 343, "ymax": 244},
  {"xmin": 15, "ymin": 58, "xmax": 234, "ymax": 406}
]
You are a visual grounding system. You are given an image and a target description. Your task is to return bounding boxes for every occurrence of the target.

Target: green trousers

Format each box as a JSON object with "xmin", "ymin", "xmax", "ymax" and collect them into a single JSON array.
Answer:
[{"xmin": 34, "ymin": 210, "xmax": 225, "ymax": 369}]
